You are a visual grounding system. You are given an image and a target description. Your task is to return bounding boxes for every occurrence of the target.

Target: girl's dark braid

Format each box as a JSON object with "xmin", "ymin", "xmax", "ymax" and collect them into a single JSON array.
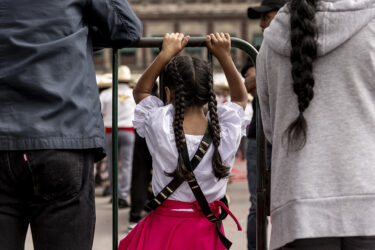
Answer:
[
  {"xmin": 207, "ymin": 70, "xmax": 230, "ymax": 179},
  {"xmin": 165, "ymin": 58, "xmax": 190, "ymax": 179},
  {"xmin": 284, "ymin": 0, "xmax": 318, "ymax": 151}
]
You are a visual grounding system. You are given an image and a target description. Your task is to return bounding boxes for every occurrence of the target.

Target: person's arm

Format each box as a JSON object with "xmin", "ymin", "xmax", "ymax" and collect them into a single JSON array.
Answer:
[
  {"xmin": 244, "ymin": 66, "xmax": 257, "ymax": 97},
  {"xmin": 256, "ymin": 44, "xmax": 272, "ymax": 143},
  {"xmin": 133, "ymin": 33, "xmax": 190, "ymax": 104},
  {"xmin": 206, "ymin": 33, "xmax": 247, "ymax": 110},
  {"xmin": 87, "ymin": 0, "xmax": 143, "ymax": 47}
]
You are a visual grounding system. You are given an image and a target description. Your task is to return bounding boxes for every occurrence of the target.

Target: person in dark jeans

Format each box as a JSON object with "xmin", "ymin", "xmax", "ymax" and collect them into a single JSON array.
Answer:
[
  {"xmin": 244, "ymin": 1, "xmax": 286, "ymax": 248},
  {"xmin": 0, "ymin": 150, "xmax": 96, "ymax": 249},
  {"xmin": 128, "ymin": 132, "xmax": 154, "ymax": 230},
  {"xmin": 242, "ymin": 59, "xmax": 273, "ymax": 250},
  {"xmin": 0, "ymin": 1, "xmax": 142, "ymax": 249}
]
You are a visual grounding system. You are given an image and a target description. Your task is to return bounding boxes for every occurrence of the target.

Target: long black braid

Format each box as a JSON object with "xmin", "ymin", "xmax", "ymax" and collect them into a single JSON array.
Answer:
[
  {"xmin": 207, "ymin": 70, "xmax": 230, "ymax": 179},
  {"xmin": 166, "ymin": 58, "xmax": 191, "ymax": 180},
  {"xmin": 284, "ymin": 0, "xmax": 318, "ymax": 151},
  {"xmin": 164, "ymin": 56, "xmax": 230, "ymax": 180}
]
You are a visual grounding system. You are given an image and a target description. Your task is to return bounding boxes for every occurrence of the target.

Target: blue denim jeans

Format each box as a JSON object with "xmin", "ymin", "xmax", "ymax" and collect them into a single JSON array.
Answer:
[
  {"xmin": 0, "ymin": 150, "xmax": 95, "ymax": 250},
  {"xmin": 247, "ymin": 138, "xmax": 272, "ymax": 250}
]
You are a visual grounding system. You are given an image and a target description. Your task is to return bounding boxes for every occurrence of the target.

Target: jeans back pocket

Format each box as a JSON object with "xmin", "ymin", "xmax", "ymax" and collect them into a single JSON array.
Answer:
[{"xmin": 27, "ymin": 150, "xmax": 85, "ymax": 201}]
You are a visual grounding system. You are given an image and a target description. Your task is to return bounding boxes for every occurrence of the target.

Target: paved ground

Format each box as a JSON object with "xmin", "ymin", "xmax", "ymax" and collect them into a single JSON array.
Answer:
[{"xmin": 25, "ymin": 159, "xmax": 253, "ymax": 250}]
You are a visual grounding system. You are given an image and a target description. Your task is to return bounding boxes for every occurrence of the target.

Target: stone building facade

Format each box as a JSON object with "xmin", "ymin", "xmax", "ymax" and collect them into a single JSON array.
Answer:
[{"xmin": 95, "ymin": 0, "xmax": 263, "ymax": 72}]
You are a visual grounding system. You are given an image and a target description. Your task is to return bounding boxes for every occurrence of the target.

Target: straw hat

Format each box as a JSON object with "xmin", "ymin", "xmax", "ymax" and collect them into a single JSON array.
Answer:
[
  {"xmin": 97, "ymin": 73, "xmax": 112, "ymax": 89},
  {"xmin": 248, "ymin": 93, "xmax": 254, "ymax": 102},
  {"xmin": 118, "ymin": 65, "xmax": 132, "ymax": 83},
  {"xmin": 213, "ymin": 73, "xmax": 230, "ymax": 91},
  {"xmin": 215, "ymin": 82, "xmax": 230, "ymax": 90},
  {"xmin": 96, "ymin": 66, "xmax": 133, "ymax": 89}
]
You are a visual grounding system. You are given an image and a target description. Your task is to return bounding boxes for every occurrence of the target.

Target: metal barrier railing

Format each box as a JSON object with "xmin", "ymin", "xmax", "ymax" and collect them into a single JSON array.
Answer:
[
  {"xmin": 109, "ymin": 37, "xmax": 268, "ymax": 250},
  {"xmin": 256, "ymin": 97, "xmax": 269, "ymax": 250}
]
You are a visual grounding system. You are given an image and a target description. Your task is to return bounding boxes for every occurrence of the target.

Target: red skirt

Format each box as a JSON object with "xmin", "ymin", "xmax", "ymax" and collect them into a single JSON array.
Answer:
[{"xmin": 118, "ymin": 200, "xmax": 241, "ymax": 250}]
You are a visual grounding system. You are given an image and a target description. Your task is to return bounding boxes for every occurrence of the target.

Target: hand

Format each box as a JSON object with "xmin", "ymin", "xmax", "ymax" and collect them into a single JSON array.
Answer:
[
  {"xmin": 244, "ymin": 66, "xmax": 257, "ymax": 96},
  {"xmin": 161, "ymin": 33, "xmax": 190, "ymax": 60},
  {"xmin": 206, "ymin": 32, "xmax": 231, "ymax": 61}
]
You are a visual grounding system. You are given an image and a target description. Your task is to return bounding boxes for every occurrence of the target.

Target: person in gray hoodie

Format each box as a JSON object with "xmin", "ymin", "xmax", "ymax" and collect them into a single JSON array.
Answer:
[{"xmin": 256, "ymin": 0, "xmax": 375, "ymax": 249}]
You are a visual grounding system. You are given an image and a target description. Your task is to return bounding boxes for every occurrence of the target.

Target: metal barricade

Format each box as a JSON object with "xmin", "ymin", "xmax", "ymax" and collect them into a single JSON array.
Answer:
[{"xmin": 110, "ymin": 37, "xmax": 268, "ymax": 250}]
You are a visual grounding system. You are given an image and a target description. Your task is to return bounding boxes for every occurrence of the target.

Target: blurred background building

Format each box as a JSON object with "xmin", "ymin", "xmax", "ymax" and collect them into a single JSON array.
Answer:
[{"xmin": 94, "ymin": 0, "xmax": 263, "ymax": 73}]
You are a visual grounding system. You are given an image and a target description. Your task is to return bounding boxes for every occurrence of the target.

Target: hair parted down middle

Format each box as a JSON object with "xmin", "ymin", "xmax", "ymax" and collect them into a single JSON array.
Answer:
[
  {"xmin": 163, "ymin": 56, "xmax": 230, "ymax": 180},
  {"xmin": 284, "ymin": 0, "xmax": 318, "ymax": 151}
]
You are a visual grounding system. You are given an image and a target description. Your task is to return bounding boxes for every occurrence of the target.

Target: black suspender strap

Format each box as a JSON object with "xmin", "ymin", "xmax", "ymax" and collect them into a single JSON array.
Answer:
[
  {"xmin": 146, "ymin": 127, "xmax": 212, "ymax": 211},
  {"xmin": 181, "ymin": 134, "xmax": 233, "ymax": 249},
  {"xmin": 185, "ymin": 175, "xmax": 232, "ymax": 249}
]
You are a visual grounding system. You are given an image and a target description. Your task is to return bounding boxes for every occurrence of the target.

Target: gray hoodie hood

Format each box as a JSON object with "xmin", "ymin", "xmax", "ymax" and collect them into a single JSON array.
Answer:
[{"xmin": 264, "ymin": 0, "xmax": 375, "ymax": 56}]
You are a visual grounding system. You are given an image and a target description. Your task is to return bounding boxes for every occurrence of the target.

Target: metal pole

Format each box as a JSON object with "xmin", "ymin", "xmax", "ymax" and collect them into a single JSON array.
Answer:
[
  {"xmin": 256, "ymin": 98, "xmax": 268, "ymax": 250},
  {"xmin": 126, "ymin": 37, "xmax": 258, "ymax": 64},
  {"xmin": 207, "ymin": 49, "xmax": 213, "ymax": 73},
  {"xmin": 112, "ymin": 48, "xmax": 119, "ymax": 250}
]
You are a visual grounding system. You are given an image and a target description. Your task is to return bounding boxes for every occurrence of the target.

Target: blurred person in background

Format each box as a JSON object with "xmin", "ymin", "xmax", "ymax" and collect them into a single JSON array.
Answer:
[
  {"xmin": 257, "ymin": 0, "xmax": 375, "ymax": 249},
  {"xmin": 245, "ymin": 0, "xmax": 286, "ymax": 249},
  {"xmin": 241, "ymin": 58, "xmax": 272, "ymax": 250},
  {"xmin": 217, "ymin": 82, "xmax": 231, "ymax": 105},
  {"xmin": 248, "ymin": 0, "xmax": 286, "ymax": 33},
  {"xmin": 100, "ymin": 66, "xmax": 136, "ymax": 209},
  {"xmin": 0, "ymin": 1, "xmax": 142, "ymax": 249},
  {"xmin": 128, "ymin": 83, "xmax": 158, "ymax": 231}
]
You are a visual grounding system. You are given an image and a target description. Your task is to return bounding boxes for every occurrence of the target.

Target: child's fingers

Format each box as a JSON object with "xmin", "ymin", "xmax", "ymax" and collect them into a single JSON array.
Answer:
[
  {"xmin": 181, "ymin": 35, "xmax": 190, "ymax": 48},
  {"xmin": 162, "ymin": 33, "xmax": 169, "ymax": 48},
  {"xmin": 177, "ymin": 33, "xmax": 184, "ymax": 41},
  {"xmin": 214, "ymin": 32, "xmax": 222, "ymax": 41},
  {"xmin": 210, "ymin": 33, "xmax": 218, "ymax": 44},
  {"xmin": 206, "ymin": 35, "xmax": 213, "ymax": 50}
]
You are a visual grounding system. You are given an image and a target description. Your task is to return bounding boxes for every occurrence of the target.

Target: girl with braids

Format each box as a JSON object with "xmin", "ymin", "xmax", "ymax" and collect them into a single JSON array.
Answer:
[
  {"xmin": 256, "ymin": 0, "xmax": 375, "ymax": 249},
  {"xmin": 118, "ymin": 32, "xmax": 248, "ymax": 250}
]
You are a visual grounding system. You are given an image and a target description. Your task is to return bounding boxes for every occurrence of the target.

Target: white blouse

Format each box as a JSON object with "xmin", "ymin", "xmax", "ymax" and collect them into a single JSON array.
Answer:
[{"xmin": 133, "ymin": 96, "xmax": 249, "ymax": 203}]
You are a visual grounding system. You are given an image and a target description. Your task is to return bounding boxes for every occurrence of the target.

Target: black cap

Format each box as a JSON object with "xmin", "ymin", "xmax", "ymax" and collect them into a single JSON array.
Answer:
[{"xmin": 247, "ymin": 0, "xmax": 286, "ymax": 19}]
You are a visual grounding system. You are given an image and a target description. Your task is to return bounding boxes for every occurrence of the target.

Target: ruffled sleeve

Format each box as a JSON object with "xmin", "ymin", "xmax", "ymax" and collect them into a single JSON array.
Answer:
[
  {"xmin": 133, "ymin": 96, "xmax": 175, "ymax": 156},
  {"xmin": 215, "ymin": 102, "xmax": 250, "ymax": 166},
  {"xmin": 133, "ymin": 95, "xmax": 164, "ymax": 138}
]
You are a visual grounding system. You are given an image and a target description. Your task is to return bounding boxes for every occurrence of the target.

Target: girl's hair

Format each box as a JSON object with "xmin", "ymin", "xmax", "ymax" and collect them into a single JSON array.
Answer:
[
  {"xmin": 163, "ymin": 56, "xmax": 230, "ymax": 180},
  {"xmin": 284, "ymin": 0, "xmax": 318, "ymax": 151}
]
